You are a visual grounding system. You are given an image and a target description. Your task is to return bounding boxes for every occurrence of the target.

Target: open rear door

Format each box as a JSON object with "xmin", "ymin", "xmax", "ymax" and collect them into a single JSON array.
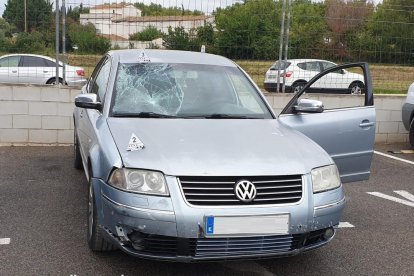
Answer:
[{"xmin": 278, "ymin": 63, "xmax": 375, "ymax": 183}]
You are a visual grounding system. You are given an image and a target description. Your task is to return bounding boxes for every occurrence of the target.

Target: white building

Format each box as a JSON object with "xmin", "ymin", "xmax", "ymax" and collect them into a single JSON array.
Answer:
[
  {"xmin": 89, "ymin": 3, "xmax": 141, "ymax": 17},
  {"xmin": 80, "ymin": 3, "xmax": 214, "ymax": 48}
]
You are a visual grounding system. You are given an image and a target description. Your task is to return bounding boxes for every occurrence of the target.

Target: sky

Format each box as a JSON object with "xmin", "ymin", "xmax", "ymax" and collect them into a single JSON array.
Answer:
[{"xmin": 0, "ymin": 0, "xmax": 383, "ymax": 18}]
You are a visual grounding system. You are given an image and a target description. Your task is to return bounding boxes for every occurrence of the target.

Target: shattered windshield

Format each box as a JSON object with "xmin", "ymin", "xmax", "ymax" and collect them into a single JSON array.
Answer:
[{"xmin": 111, "ymin": 63, "xmax": 272, "ymax": 119}]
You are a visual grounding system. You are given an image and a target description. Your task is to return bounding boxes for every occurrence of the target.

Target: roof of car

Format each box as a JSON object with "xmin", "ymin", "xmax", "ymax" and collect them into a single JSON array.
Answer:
[
  {"xmin": 1, "ymin": 53, "xmax": 56, "ymax": 62},
  {"xmin": 109, "ymin": 49, "xmax": 238, "ymax": 67},
  {"xmin": 286, "ymin": 59, "xmax": 333, "ymax": 64}
]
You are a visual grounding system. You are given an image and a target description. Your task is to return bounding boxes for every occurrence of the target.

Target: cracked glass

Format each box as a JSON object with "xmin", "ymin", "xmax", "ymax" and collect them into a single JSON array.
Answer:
[{"xmin": 111, "ymin": 63, "xmax": 272, "ymax": 118}]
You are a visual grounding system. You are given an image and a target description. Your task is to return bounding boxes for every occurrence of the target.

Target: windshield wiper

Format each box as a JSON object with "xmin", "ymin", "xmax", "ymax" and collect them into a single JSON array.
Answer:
[
  {"xmin": 113, "ymin": 112, "xmax": 178, "ymax": 118},
  {"xmin": 185, "ymin": 114, "xmax": 262, "ymax": 119}
]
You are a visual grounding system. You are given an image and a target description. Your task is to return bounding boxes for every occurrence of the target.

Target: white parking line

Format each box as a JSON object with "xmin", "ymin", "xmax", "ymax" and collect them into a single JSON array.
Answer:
[
  {"xmin": 0, "ymin": 238, "xmax": 10, "ymax": 245},
  {"xmin": 374, "ymin": 151, "xmax": 414, "ymax": 165},
  {"xmin": 338, "ymin": 222, "xmax": 355, "ymax": 228},
  {"xmin": 367, "ymin": 191, "xmax": 414, "ymax": 208},
  {"xmin": 394, "ymin": 190, "xmax": 414, "ymax": 202}
]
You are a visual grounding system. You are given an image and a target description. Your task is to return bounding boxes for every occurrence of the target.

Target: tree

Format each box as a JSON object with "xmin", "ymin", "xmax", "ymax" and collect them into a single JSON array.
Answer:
[
  {"xmin": 68, "ymin": 23, "xmax": 111, "ymax": 54},
  {"xmin": 163, "ymin": 26, "xmax": 199, "ymax": 51},
  {"xmin": 67, "ymin": 4, "xmax": 90, "ymax": 21},
  {"xmin": 325, "ymin": 0, "xmax": 374, "ymax": 59},
  {"xmin": 3, "ymin": 0, "xmax": 53, "ymax": 32},
  {"xmin": 134, "ymin": 2, "xmax": 203, "ymax": 16},
  {"xmin": 215, "ymin": 0, "xmax": 280, "ymax": 59},
  {"xmin": 361, "ymin": 0, "xmax": 414, "ymax": 63},
  {"xmin": 129, "ymin": 26, "xmax": 163, "ymax": 41},
  {"xmin": 12, "ymin": 32, "xmax": 46, "ymax": 53},
  {"xmin": 288, "ymin": 1, "xmax": 330, "ymax": 59}
]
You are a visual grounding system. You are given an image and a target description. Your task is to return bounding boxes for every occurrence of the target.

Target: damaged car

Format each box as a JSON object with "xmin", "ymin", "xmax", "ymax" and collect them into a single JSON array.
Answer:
[{"xmin": 73, "ymin": 49, "xmax": 376, "ymax": 261}]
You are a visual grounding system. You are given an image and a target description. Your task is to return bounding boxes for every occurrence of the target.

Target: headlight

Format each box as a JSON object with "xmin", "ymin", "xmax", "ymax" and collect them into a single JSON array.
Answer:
[
  {"xmin": 108, "ymin": 168, "xmax": 169, "ymax": 196},
  {"xmin": 311, "ymin": 165, "xmax": 341, "ymax": 193}
]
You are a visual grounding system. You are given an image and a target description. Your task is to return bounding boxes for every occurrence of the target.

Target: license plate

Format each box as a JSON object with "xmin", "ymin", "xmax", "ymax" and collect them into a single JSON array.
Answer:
[{"xmin": 204, "ymin": 214, "xmax": 289, "ymax": 237}]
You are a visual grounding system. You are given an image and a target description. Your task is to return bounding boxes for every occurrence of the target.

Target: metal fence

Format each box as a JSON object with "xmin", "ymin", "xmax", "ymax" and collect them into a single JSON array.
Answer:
[{"xmin": 0, "ymin": 0, "xmax": 413, "ymax": 93}]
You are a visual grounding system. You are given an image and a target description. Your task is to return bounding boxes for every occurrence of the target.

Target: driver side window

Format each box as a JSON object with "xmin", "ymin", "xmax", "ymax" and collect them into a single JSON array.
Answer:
[{"xmin": 88, "ymin": 57, "xmax": 111, "ymax": 103}]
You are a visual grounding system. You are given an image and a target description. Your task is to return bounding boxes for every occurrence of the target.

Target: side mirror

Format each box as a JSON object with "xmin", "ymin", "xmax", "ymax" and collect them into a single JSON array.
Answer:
[
  {"xmin": 75, "ymin": 93, "xmax": 102, "ymax": 110},
  {"xmin": 293, "ymin": 99, "xmax": 324, "ymax": 113}
]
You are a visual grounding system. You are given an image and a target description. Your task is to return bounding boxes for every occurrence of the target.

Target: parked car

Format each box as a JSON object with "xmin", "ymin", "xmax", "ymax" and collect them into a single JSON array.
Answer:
[
  {"xmin": 402, "ymin": 82, "xmax": 414, "ymax": 147},
  {"xmin": 0, "ymin": 54, "xmax": 87, "ymax": 86},
  {"xmin": 73, "ymin": 50, "xmax": 375, "ymax": 261},
  {"xmin": 264, "ymin": 59, "xmax": 365, "ymax": 94}
]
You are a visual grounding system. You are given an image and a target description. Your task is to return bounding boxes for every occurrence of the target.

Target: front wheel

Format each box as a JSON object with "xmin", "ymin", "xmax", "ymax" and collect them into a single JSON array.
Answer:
[
  {"xmin": 88, "ymin": 179, "xmax": 116, "ymax": 252},
  {"xmin": 409, "ymin": 119, "xmax": 414, "ymax": 148},
  {"xmin": 349, "ymin": 82, "xmax": 365, "ymax": 95}
]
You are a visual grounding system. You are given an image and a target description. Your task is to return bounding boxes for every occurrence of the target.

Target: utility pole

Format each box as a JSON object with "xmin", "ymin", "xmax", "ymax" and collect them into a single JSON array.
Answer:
[
  {"xmin": 282, "ymin": 0, "xmax": 292, "ymax": 93},
  {"xmin": 62, "ymin": 0, "xmax": 66, "ymax": 85},
  {"xmin": 55, "ymin": 0, "xmax": 59, "ymax": 86},
  {"xmin": 24, "ymin": 0, "xmax": 27, "ymax": 32},
  {"xmin": 276, "ymin": 0, "xmax": 286, "ymax": 93}
]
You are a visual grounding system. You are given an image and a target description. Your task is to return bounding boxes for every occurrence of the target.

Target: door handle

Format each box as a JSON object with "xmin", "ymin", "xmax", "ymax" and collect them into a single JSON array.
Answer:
[
  {"xmin": 80, "ymin": 110, "xmax": 83, "ymax": 118},
  {"xmin": 359, "ymin": 120, "xmax": 374, "ymax": 128},
  {"xmin": 43, "ymin": 70, "xmax": 49, "ymax": 73},
  {"xmin": 11, "ymin": 70, "xmax": 17, "ymax": 73}
]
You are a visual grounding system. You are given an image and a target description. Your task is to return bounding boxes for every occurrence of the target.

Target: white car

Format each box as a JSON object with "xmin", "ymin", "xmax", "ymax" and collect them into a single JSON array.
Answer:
[
  {"xmin": 264, "ymin": 59, "xmax": 365, "ymax": 94},
  {"xmin": 0, "ymin": 54, "xmax": 87, "ymax": 86}
]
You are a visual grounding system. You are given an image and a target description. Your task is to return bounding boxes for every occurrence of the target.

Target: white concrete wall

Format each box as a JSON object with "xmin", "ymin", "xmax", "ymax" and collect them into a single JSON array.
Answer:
[
  {"xmin": 0, "ymin": 84, "xmax": 408, "ymax": 145},
  {"xmin": 0, "ymin": 85, "xmax": 79, "ymax": 145}
]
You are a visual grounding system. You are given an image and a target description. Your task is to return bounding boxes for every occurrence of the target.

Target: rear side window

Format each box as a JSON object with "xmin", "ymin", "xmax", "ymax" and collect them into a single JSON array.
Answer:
[
  {"xmin": 297, "ymin": 62, "xmax": 307, "ymax": 70},
  {"xmin": 0, "ymin": 56, "xmax": 20, "ymax": 67},
  {"xmin": 304, "ymin": 62, "xmax": 321, "ymax": 72},
  {"xmin": 44, "ymin": 59, "xmax": 56, "ymax": 67},
  {"xmin": 270, "ymin": 61, "xmax": 291, "ymax": 70},
  {"xmin": 21, "ymin": 56, "xmax": 47, "ymax": 67}
]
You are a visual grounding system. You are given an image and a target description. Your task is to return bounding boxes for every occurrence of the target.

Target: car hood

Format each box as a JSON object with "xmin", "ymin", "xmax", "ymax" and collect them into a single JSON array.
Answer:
[{"xmin": 107, "ymin": 118, "xmax": 332, "ymax": 176}]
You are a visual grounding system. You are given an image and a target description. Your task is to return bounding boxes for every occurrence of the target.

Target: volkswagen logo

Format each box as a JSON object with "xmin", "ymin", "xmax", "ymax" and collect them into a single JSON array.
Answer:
[{"xmin": 234, "ymin": 180, "xmax": 257, "ymax": 202}]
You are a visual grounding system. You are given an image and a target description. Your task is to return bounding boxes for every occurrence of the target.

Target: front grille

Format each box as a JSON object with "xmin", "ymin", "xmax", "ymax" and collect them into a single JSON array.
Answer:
[
  {"xmin": 179, "ymin": 175, "xmax": 303, "ymax": 206},
  {"xmin": 195, "ymin": 235, "xmax": 295, "ymax": 257}
]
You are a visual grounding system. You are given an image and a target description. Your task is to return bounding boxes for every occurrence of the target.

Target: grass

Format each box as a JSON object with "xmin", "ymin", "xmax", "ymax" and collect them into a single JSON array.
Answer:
[{"xmin": 63, "ymin": 54, "xmax": 413, "ymax": 94}]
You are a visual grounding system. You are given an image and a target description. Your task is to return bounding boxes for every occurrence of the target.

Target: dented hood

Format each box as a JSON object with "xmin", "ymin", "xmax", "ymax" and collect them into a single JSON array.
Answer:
[{"xmin": 106, "ymin": 118, "xmax": 332, "ymax": 176}]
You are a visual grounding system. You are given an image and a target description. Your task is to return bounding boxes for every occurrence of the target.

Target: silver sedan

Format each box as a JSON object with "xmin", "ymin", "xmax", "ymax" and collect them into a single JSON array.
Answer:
[
  {"xmin": 73, "ymin": 49, "xmax": 376, "ymax": 261},
  {"xmin": 0, "ymin": 54, "xmax": 87, "ymax": 86}
]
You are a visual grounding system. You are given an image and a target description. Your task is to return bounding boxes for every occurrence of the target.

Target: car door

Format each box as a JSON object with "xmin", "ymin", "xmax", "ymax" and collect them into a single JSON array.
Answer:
[
  {"xmin": 19, "ymin": 56, "xmax": 52, "ymax": 84},
  {"xmin": 278, "ymin": 62, "xmax": 375, "ymax": 183},
  {"xmin": 0, "ymin": 56, "xmax": 21, "ymax": 83},
  {"xmin": 77, "ymin": 56, "xmax": 112, "ymax": 164}
]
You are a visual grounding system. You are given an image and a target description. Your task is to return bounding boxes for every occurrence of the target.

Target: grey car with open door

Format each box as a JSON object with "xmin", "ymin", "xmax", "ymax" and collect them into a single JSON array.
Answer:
[{"xmin": 73, "ymin": 50, "xmax": 375, "ymax": 261}]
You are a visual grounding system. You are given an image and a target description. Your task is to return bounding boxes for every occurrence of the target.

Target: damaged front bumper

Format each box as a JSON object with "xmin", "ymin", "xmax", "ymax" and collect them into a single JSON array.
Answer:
[{"xmin": 91, "ymin": 174, "xmax": 345, "ymax": 262}]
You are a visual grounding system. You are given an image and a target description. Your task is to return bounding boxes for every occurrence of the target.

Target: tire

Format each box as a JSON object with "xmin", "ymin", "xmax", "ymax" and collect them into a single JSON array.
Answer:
[
  {"xmin": 46, "ymin": 78, "xmax": 63, "ymax": 85},
  {"xmin": 349, "ymin": 82, "xmax": 365, "ymax": 95},
  {"xmin": 409, "ymin": 119, "xmax": 414, "ymax": 148},
  {"xmin": 292, "ymin": 81, "xmax": 306, "ymax": 94},
  {"xmin": 87, "ymin": 177, "xmax": 116, "ymax": 252},
  {"xmin": 74, "ymin": 131, "xmax": 83, "ymax": 170}
]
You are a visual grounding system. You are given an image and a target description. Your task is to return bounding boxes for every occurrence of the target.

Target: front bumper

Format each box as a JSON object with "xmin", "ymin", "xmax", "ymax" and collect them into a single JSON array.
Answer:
[
  {"xmin": 92, "ymin": 174, "xmax": 345, "ymax": 262},
  {"xmin": 264, "ymin": 82, "xmax": 293, "ymax": 93},
  {"xmin": 402, "ymin": 102, "xmax": 414, "ymax": 130},
  {"xmin": 66, "ymin": 78, "xmax": 87, "ymax": 87}
]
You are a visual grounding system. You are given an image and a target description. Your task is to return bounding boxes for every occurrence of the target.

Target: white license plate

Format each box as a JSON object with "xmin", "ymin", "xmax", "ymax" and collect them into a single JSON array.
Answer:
[{"xmin": 204, "ymin": 214, "xmax": 290, "ymax": 237}]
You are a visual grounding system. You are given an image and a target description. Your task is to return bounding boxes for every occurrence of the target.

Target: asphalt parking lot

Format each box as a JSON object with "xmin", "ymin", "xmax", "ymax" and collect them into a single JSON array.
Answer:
[{"xmin": 0, "ymin": 143, "xmax": 413, "ymax": 276}]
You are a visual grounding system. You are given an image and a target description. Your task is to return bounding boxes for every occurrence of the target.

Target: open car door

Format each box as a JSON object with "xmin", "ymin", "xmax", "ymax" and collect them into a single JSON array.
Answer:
[{"xmin": 278, "ymin": 63, "xmax": 375, "ymax": 183}]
